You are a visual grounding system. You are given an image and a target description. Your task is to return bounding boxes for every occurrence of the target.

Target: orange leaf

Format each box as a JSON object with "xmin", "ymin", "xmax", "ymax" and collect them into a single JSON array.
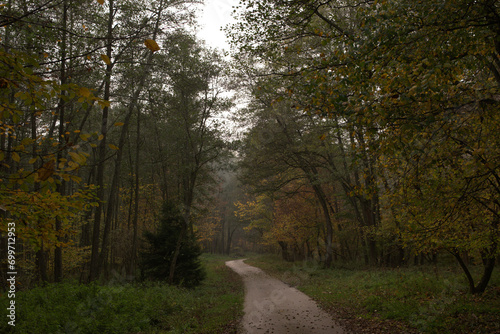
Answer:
[{"xmin": 144, "ymin": 39, "xmax": 160, "ymax": 52}]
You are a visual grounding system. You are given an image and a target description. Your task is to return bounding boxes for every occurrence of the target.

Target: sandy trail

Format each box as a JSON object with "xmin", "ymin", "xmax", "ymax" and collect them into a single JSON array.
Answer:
[{"xmin": 226, "ymin": 259, "xmax": 345, "ymax": 334}]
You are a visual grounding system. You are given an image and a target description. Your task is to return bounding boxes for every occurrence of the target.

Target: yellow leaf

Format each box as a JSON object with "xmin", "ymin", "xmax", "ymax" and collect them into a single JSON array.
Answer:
[
  {"xmin": 144, "ymin": 39, "xmax": 160, "ymax": 52},
  {"xmin": 29, "ymin": 157, "xmax": 37, "ymax": 164},
  {"xmin": 79, "ymin": 87, "xmax": 91, "ymax": 98},
  {"xmin": 68, "ymin": 152, "xmax": 86, "ymax": 165},
  {"xmin": 67, "ymin": 161, "xmax": 79, "ymax": 169},
  {"xmin": 70, "ymin": 175, "xmax": 82, "ymax": 183},
  {"xmin": 38, "ymin": 160, "xmax": 55, "ymax": 181},
  {"xmin": 11, "ymin": 152, "xmax": 20, "ymax": 162},
  {"xmin": 108, "ymin": 144, "xmax": 119, "ymax": 150},
  {"xmin": 114, "ymin": 122, "xmax": 124, "ymax": 126},
  {"xmin": 98, "ymin": 99, "xmax": 110, "ymax": 108},
  {"xmin": 80, "ymin": 133, "xmax": 91, "ymax": 141},
  {"xmin": 101, "ymin": 54, "xmax": 111, "ymax": 65},
  {"xmin": 98, "ymin": 134, "xmax": 104, "ymax": 141}
]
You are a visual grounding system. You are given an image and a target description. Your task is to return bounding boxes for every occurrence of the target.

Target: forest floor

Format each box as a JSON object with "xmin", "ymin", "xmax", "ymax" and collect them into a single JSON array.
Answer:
[{"xmin": 0, "ymin": 254, "xmax": 244, "ymax": 334}]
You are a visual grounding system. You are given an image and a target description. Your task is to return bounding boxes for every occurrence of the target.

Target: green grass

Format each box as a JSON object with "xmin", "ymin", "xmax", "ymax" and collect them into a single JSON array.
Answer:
[
  {"xmin": 0, "ymin": 254, "xmax": 244, "ymax": 334},
  {"xmin": 245, "ymin": 254, "xmax": 500, "ymax": 334}
]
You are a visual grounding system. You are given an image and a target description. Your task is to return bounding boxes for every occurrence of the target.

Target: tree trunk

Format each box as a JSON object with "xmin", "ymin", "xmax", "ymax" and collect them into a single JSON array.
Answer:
[
  {"xmin": 36, "ymin": 242, "xmax": 48, "ymax": 284},
  {"xmin": 169, "ymin": 222, "xmax": 187, "ymax": 284},
  {"xmin": 54, "ymin": 0, "xmax": 68, "ymax": 283},
  {"xmin": 221, "ymin": 210, "xmax": 226, "ymax": 254},
  {"xmin": 130, "ymin": 105, "xmax": 141, "ymax": 275},
  {"xmin": 307, "ymin": 181, "xmax": 334, "ymax": 267},
  {"xmin": 279, "ymin": 241, "xmax": 292, "ymax": 262},
  {"xmin": 226, "ymin": 226, "xmax": 236, "ymax": 255},
  {"xmin": 451, "ymin": 246, "xmax": 496, "ymax": 294},
  {"xmin": 99, "ymin": 0, "xmax": 162, "ymax": 276},
  {"xmin": 89, "ymin": 0, "xmax": 114, "ymax": 282}
]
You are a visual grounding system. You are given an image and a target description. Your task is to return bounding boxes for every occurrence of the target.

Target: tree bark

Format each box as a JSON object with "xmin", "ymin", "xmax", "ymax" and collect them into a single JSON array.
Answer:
[
  {"xmin": 169, "ymin": 222, "xmax": 187, "ymax": 284},
  {"xmin": 128, "ymin": 105, "xmax": 140, "ymax": 275},
  {"xmin": 89, "ymin": 0, "xmax": 114, "ymax": 282},
  {"xmin": 54, "ymin": 0, "xmax": 68, "ymax": 283}
]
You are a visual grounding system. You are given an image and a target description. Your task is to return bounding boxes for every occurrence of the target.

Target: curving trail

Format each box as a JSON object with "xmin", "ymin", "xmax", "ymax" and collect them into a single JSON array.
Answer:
[{"xmin": 226, "ymin": 259, "xmax": 345, "ymax": 334}]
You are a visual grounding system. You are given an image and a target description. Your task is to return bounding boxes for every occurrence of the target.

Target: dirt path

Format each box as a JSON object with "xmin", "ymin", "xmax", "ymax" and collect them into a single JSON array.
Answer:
[{"xmin": 226, "ymin": 259, "xmax": 345, "ymax": 334}]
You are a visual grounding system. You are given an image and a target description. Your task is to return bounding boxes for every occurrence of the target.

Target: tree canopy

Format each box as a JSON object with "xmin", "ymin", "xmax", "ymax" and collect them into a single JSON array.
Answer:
[
  {"xmin": 228, "ymin": 0, "xmax": 500, "ymax": 294},
  {"xmin": 0, "ymin": 0, "xmax": 498, "ymax": 295}
]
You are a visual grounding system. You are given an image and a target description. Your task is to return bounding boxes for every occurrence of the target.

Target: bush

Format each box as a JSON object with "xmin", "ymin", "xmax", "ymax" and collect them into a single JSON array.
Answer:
[{"xmin": 139, "ymin": 202, "xmax": 206, "ymax": 287}]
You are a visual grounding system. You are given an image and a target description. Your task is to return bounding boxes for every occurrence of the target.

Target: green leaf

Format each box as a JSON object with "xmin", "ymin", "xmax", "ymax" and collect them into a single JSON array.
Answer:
[
  {"xmin": 11, "ymin": 152, "xmax": 20, "ymax": 162},
  {"xmin": 80, "ymin": 133, "xmax": 91, "ymax": 142}
]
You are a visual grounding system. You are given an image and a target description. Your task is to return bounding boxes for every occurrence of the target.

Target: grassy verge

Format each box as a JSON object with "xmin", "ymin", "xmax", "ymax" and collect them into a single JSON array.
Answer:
[
  {"xmin": 245, "ymin": 254, "xmax": 500, "ymax": 334},
  {"xmin": 0, "ymin": 254, "xmax": 244, "ymax": 334}
]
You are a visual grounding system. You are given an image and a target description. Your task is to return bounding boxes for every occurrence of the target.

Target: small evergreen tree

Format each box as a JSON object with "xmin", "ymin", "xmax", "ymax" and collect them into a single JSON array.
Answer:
[{"xmin": 139, "ymin": 202, "xmax": 205, "ymax": 287}]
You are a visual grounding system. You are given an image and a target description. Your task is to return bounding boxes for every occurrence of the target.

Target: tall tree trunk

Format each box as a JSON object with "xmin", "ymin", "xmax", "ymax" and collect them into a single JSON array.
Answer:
[
  {"xmin": 98, "ymin": 0, "xmax": 162, "ymax": 276},
  {"xmin": 309, "ymin": 183, "xmax": 334, "ymax": 267},
  {"xmin": 349, "ymin": 129, "xmax": 379, "ymax": 265},
  {"xmin": 226, "ymin": 225, "xmax": 236, "ymax": 255},
  {"xmin": 54, "ymin": 0, "xmax": 68, "ymax": 283},
  {"xmin": 36, "ymin": 241, "xmax": 48, "ymax": 284},
  {"xmin": 32, "ymin": 91, "xmax": 48, "ymax": 283},
  {"xmin": 130, "ymin": 106, "xmax": 140, "ymax": 275},
  {"xmin": 89, "ymin": 0, "xmax": 114, "ymax": 282},
  {"xmin": 220, "ymin": 210, "xmax": 226, "ymax": 254}
]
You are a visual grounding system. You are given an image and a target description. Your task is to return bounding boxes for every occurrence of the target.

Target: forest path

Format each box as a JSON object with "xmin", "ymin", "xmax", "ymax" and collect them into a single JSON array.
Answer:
[{"xmin": 226, "ymin": 259, "xmax": 345, "ymax": 334}]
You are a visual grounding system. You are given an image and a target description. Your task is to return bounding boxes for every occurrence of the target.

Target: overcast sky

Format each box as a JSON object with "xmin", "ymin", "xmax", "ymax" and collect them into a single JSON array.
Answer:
[{"xmin": 196, "ymin": 0, "xmax": 239, "ymax": 51}]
